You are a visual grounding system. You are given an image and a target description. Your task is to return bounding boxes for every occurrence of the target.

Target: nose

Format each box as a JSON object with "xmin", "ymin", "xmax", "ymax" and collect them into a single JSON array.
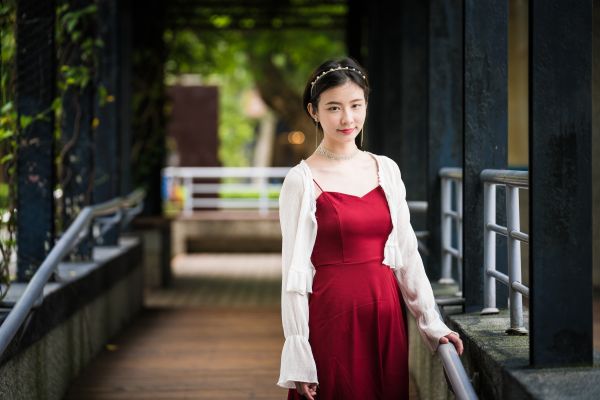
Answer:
[{"xmin": 340, "ymin": 107, "xmax": 353, "ymax": 125}]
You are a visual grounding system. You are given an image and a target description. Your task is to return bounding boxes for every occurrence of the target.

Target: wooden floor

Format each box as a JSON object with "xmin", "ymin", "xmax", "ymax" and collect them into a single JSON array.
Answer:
[
  {"xmin": 64, "ymin": 307, "xmax": 284, "ymax": 399},
  {"xmin": 65, "ymin": 254, "xmax": 284, "ymax": 400}
]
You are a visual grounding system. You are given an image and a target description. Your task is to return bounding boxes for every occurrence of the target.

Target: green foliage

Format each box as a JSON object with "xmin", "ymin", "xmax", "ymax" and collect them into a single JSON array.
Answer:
[
  {"xmin": 164, "ymin": 28, "xmax": 345, "ymax": 167},
  {"xmin": 0, "ymin": 0, "xmax": 17, "ymax": 296}
]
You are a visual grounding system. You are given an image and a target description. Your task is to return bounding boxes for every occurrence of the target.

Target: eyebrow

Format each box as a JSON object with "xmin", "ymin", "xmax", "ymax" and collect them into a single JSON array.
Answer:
[{"xmin": 323, "ymin": 99, "xmax": 365, "ymax": 105}]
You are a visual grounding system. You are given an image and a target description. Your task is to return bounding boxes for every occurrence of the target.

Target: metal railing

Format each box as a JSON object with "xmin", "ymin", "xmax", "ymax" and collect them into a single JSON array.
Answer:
[
  {"xmin": 435, "ymin": 303, "xmax": 478, "ymax": 400},
  {"xmin": 438, "ymin": 342, "xmax": 478, "ymax": 399},
  {"xmin": 162, "ymin": 167, "xmax": 289, "ymax": 215},
  {"xmin": 480, "ymin": 169, "xmax": 529, "ymax": 335},
  {"xmin": 439, "ymin": 168, "xmax": 463, "ymax": 295},
  {"xmin": 0, "ymin": 189, "xmax": 145, "ymax": 357}
]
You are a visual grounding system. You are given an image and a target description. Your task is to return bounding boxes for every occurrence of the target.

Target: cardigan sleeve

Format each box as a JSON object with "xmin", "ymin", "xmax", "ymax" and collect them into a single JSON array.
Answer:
[
  {"xmin": 277, "ymin": 169, "xmax": 319, "ymax": 388},
  {"xmin": 391, "ymin": 161, "xmax": 458, "ymax": 352}
]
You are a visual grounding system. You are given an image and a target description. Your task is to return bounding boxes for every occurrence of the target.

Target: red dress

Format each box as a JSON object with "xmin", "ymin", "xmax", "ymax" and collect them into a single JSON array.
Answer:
[{"xmin": 288, "ymin": 181, "xmax": 409, "ymax": 400}]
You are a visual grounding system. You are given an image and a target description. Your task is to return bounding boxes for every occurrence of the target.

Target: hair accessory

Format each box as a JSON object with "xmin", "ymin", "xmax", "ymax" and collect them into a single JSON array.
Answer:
[{"xmin": 310, "ymin": 65, "xmax": 367, "ymax": 90}]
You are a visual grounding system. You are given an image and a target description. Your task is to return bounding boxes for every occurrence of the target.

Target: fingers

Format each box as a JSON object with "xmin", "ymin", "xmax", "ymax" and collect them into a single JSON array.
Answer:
[
  {"xmin": 295, "ymin": 382, "xmax": 317, "ymax": 400},
  {"xmin": 439, "ymin": 333, "xmax": 464, "ymax": 356},
  {"xmin": 447, "ymin": 333, "xmax": 464, "ymax": 356}
]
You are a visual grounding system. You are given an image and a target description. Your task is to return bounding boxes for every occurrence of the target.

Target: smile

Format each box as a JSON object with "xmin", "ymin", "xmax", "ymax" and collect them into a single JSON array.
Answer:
[{"xmin": 338, "ymin": 128, "xmax": 355, "ymax": 134}]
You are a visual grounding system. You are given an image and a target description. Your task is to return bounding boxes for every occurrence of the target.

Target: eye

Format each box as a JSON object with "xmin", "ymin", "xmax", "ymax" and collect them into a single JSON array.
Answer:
[
  {"xmin": 328, "ymin": 106, "xmax": 340, "ymax": 111},
  {"xmin": 352, "ymin": 103, "xmax": 363, "ymax": 109}
]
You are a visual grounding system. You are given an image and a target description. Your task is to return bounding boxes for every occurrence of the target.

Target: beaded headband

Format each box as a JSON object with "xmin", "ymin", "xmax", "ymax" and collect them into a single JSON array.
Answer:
[{"xmin": 310, "ymin": 65, "xmax": 367, "ymax": 94}]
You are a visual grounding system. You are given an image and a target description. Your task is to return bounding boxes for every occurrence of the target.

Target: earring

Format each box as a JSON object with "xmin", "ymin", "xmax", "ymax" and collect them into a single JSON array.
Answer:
[
  {"xmin": 360, "ymin": 127, "xmax": 365, "ymax": 148},
  {"xmin": 314, "ymin": 119, "xmax": 319, "ymax": 150}
]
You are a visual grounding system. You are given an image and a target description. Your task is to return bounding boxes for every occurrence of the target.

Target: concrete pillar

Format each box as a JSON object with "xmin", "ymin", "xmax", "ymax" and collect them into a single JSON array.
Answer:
[
  {"xmin": 427, "ymin": 0, "xmax": 463, "ymax": 281},
  {"xmin": 463, "ymin": 0, "xmax": 508, "ymax": 312},
  {"xmin": 16, "ymin": 0, "xmax": 56, "ymax": 280},
  {"xmin": 593, "ymin": 0, "xmax": 600, "ymax": 289},
  {"xmin": 529, "ymin": 0, "xmax": 593, "ymax": 367}
]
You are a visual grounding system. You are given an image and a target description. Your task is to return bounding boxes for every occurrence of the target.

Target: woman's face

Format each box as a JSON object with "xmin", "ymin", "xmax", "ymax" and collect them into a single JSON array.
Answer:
[{"xmin": 311, "ymin": 81, "xmax": 367, "ymax": 146}]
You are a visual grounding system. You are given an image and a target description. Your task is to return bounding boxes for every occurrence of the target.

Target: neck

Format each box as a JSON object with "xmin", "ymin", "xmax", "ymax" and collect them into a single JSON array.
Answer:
[{"xmin": 320, "ymin": 138, "xmax": 358, "ymax": 155}]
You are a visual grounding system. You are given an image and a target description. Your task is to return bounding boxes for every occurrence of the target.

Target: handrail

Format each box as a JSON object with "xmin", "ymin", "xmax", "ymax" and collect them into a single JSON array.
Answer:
[
  {"xmin": 480, "ymin": 169, "xmax": 528, "ymax": 187},
  {"xmin": 438, "ymin": 343, "xmax": 478, "ymax": 400},
  {"xmin": 439, "ymin": 168, "xmax": 463, "ymax": 294},
  {"xmin": 480, "ymin": 169, "xmax": 529, "ymax": 335},
  {"xmin": 0, "ymin": 189, "xmax": 145, "ymax": 357},
  {"xmin": 434, "ymin": 302, "xmax": 478, "ymax": 399}
]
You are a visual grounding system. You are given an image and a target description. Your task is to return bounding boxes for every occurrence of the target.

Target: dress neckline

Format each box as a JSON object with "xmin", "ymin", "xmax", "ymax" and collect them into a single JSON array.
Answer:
[
  {"xmin": 316, "ymin": 184, "xmax": 381, "ymax": 202},
  {"xmin": 302, "ymin": 151, "xmax": 382, "ymax": 200}
]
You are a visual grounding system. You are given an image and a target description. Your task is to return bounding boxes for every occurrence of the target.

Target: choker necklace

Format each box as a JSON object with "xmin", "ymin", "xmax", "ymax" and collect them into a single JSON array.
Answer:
[{"xmin": 317, "ymin": 144, "xmax": 361, "ymax": 161}]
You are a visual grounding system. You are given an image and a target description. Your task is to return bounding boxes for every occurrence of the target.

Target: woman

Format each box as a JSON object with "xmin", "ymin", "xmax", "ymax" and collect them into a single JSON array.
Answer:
[{"xmin": 277, "ymin": 57, "xmax": 463, "ymax": 400}]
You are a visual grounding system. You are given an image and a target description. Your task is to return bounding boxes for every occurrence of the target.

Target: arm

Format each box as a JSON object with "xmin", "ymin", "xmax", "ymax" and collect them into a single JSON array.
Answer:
[
  {"xmin": 277, "ymin": 170, "xmax": 319, "ymax": 388},
  {"xmin": 392, "ymin": 163, "xmax": 458, "ymax": 352}
]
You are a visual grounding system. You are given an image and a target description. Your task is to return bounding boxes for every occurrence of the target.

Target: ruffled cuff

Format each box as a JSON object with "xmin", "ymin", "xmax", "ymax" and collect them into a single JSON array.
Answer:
[
  {"xmin": 382, "ymin": 242, "xmax": 404, "ymax": 270},
  {"xmin": 285, "ymin": 267, "xmax": 313, "ymax": 295},
  {"xmin": 417, "ymin": 308, "xmax": 457, "ymax": 352},
  {"xmin": 277, "ymin": 335, "xmax": 319, "ymax": 389}
]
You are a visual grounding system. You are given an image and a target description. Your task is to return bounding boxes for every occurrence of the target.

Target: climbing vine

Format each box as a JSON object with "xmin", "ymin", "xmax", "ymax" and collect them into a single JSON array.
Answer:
[
  {"xmin": 0, "ymin": 1, "xmax": 106, "ymax": 288},
  {"xmin": 0, "ymin": 0, "xmax": 17, "ymax": 297}
]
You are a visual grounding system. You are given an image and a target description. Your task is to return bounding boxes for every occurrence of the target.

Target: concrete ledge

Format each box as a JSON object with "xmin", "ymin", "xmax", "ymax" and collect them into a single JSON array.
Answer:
[
  {"xmin": 0, "ymin": 236, "xmax": 143, "ymax": 400},
  {"xmin": 409, "ymin": 283, "xmax": 600, "ymax": 400},
  {"xmin": 172, "ymin": 213, "xmax": 281, "ymax": 255}
]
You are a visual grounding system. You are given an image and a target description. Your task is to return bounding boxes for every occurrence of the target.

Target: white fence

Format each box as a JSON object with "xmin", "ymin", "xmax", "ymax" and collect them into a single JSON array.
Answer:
[{"xmin": 162, "ymin": 167, "xmax": 289, "ymax": 216}]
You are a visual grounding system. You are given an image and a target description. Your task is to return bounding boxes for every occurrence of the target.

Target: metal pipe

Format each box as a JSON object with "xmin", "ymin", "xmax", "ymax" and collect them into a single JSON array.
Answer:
[
  {"xmin": 506, "ymin": 185, "xmax": 527, "ymax": 335},
  {"xmin": 509, "ymin": 230, "xmax": 529, "ymax": 243},
  {"xmin": 438, "ymin": 343, "xmax": 478, "ymax": 400},
  {"xmin": 440, "ymin": 177, "xmax": 454, "ymax": 284},
  {"xmin": 487, "ymin": 269, "xmax": 509, "ymax": 285},
  {"xmin": 0, "ymin": 190, "xmax": 145, "ymax": 357},
  {"xmin": 482, "ymin": 183, "xmax": 499, "ymax": 314},
  {"xmin": 487, "ymin": 223, "xmax": 508, "ymax": 236},
  {"xmin": 480, "ymin": 169, "xmax": 528, "ymax": 187},
  {"xmin": 457, "ymin": 180, "xmax": 463, "ymax": 295},
  {"xmin": 511, "ymin": 281, "xmax": 530, "ymax": 297},
  {"xmin": 439, "ymin": 167, "xmax": 463, "ymax": 180}
]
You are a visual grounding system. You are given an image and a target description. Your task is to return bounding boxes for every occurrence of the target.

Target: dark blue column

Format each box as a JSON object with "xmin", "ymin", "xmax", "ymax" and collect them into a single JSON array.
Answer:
[
  {"xmin": 94, "ymin": 0, "xmax": 121, "ymax": 245},
  {"xmin": 60, "ymin": 0, "xmax": 96, "ymax": 260},
  {"xmin": 463, "ymin": 0, "xmax": 508, "ymax": 312},
  {"xmin": 398, "ymin": 0, "xmax": 429, "ymax": 208},
  {"xmin": 131, "ymin": 0, "xmax": 166, "ymax": 216},
  {"xmin": 364, "ymin": 2, "xmax": 401, "ymax": 159},
  {"xmin": 16, "ymin": 0, "xmax": 56, "ymax": 281},
  {"xmin": 365, "ymin": 1, "xmax": 428, "ymax": 218},
  {"xmin": 346, "ymin": 0, "xmax": 364, "ymax": 65},
  {"xmin": 529, "ymin": 0, "xmax": 593, "ymax": 367},
  {"xmin": 119, "ymin": 0, "xmax": 133, "ymax": 197},
  {"xmin": 427, "ymin": 0, "xmax": 463, "ymax": 281}
]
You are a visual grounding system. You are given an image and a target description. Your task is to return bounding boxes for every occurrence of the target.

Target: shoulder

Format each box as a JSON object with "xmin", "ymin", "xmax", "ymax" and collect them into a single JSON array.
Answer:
[
  {"xmin": 280, "ymin": 163, "xmax": 308, "ymax": 198},
  {"xmin": 368, "ymin": 152, "xmax": 401, "ymax": 177}
]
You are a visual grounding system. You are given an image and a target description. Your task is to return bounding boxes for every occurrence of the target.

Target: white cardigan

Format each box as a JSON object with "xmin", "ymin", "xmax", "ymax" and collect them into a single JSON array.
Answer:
[{"xmin": 277, "ymin": 152, "xmax": 455, "ymax": 389}]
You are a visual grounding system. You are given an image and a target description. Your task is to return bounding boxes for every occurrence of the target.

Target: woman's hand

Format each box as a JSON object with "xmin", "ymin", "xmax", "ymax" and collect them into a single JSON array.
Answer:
[
  {"xmin": 439, "ymin": 332, "xmax": 464, "ymax": 355},
  {"xmin": 294, "ymin": 381, "xmax": 318, "ymax": 400}
]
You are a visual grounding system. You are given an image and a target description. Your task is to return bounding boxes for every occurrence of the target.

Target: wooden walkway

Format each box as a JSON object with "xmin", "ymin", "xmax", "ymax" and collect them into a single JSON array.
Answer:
[{"xmin": 65, "ymin": 254, "xmax": 283, "ymax": 400}]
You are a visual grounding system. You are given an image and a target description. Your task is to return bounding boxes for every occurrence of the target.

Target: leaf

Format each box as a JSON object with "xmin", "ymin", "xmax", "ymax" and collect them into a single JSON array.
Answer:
[
  {"xmin": 1, "ymin": 102, "xmax": 13, "ymax": 114},
  {"xmin": 19, "ymin": 115, "xmax": 33, "ymax": 129},
  {"xmin": 0, "ymin": 154, "xmax": 13, "ymax": 164}
]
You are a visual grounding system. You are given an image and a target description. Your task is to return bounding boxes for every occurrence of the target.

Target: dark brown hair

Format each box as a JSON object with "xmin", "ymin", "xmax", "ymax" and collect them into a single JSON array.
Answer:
[{"xmin": 302, "ymin": 57, "xmax": 370, "ymax": 122}]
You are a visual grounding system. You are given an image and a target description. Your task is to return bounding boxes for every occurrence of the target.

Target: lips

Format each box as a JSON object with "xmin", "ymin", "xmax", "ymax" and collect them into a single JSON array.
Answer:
[{"xmin": 338, "ymin": 128, "xmax": 355, "ymax": 135}]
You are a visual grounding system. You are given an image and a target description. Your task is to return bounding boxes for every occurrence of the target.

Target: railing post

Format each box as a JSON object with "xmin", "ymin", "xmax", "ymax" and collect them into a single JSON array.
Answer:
[
  {"xmin": 258, "ymin": 173, "xmax": 268, "ymax": 216},
  {"xmin": 481, "ymin": 182, "xmax": 499, "ymax": 314},
  {"xmin": 183, "ymin": 177, "xmax": 193, "ymax": 216},
  {"xmin": 440, "ymin": 177, "xmax": 454, "ymax": 284},
  {"xmin": 456, "ymin": 180, "xmax": 463, "ymax": 296},
  {"xmin": 506, "ymin": 185, "xmax": 527, "ymax": 334}
]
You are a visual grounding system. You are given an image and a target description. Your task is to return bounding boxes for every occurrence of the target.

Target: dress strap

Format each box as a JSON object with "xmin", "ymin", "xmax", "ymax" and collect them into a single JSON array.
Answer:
[{"xmin": 312, "ymin": 178, "xmax": 326, "ymax": 194}]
